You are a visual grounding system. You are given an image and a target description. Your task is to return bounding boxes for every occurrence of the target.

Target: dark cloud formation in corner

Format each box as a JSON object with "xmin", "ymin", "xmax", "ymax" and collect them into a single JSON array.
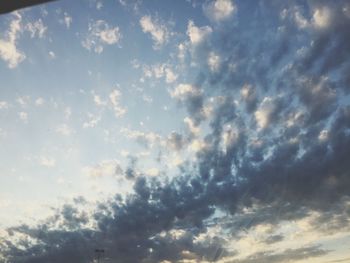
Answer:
[{"xmin": 2, "ymin": 0, "xmax": 350, "ymax": 262}]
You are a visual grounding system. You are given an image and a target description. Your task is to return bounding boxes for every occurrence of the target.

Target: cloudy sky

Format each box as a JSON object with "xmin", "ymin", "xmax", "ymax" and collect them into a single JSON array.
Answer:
[{"xmin": 1, "ymin": 0, "xmax": 350, "ymax": 262}]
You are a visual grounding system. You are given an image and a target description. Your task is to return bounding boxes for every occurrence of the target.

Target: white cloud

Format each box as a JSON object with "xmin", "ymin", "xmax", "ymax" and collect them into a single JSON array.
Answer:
[
  {"xmin": 208, "ymin": 51, "xmax": 221, "ymax": 72},
  {"xmin": 203, "ymin": 0, "xmax": 236, "ymax": 22},
  {"xmin": 56, "ymin": 124, "xmax": 74, "ymax": 136},
  {"xmin": 184, "ymin": 117, "xmax": 201, "ymax": 136},
  {"xmin": 16, "ymin": 96, "xmax": 30, "ymax": 107},
  {"xmin": 142, "ymin": 63, "xmax": 177, "ymax": 83},
  {"xmin": 64, "ymin": 12, "xmax": 72, "ymax": 28},
  {"xmin": 140, "ymin": 15, "xmax": 170, "ymax": 49},
  {"xmin": 0, "ymin": 101, "xmax": 9, "ymax": 109},
  {"xmin": 0, "ymin": 12, "xmax": 25, "ymax": 68},
  {"xmin": 26, "ymin": 19, "xmax": 47, "ymax": 38},
  {"xmin": 187, "ymin": 20, "xmax": 212, "ymax": 45},
  {"xmin": 294, "ymin": 9, "xmax": 309, "ymax": 29},
  {"xmin": 142, "ymin": 94, "xmax": 153, "ymax": 104},
  {"xmin": 96, "ymin": 1, "xmax": 103, "ymax": 10},
  {"xmin": 93, "ymin": 94, "xmax": 107, "ymax": 106},
  {"xmin": 48, "ymin": 51, "xmax": 56, "ymax": 59},
  {"xmin": 83, "ymin": 159, "xmax": 122, "ymax": 178},
  {"xmin": 171, "ymin": 83, "xmax": 202, "ymax": 100},
  {"xmin": 254, "ymin": 97, "xmax": 277, "ymax": 129},
  {"xmin": 312, "ymin": 6, "xmax": 332, "ymax": 29},
  {"xmin": 39, "ymin": 156, "xmax": 56, "ymax": 167},
  {"xmin": 109, "ymin": 89, "xmax": 126, "ymax": 117},
  {"xmin": 120, "ymin": 127, "xmax": 162, "ymax": 148},
  {"xmin": 178, "ymin": 43, "xmax": 187, "ymax": 61},
  {"xmin": 18, "ymin": 111, "xmax": 28, "ymax": 122},
  {"xmin": 318, "ymin": 129, "xmax": 329, "ymax": 141},
  {"xmin": 146, "ymin": 167, "xmax": 160, "ymax": 177},
  {"xmin": 82, "ymin": 20, "xmax": 121, "ymax": 53},
  {"xmin": 165, "ymin": 68, "xmax": 177, "ymax": 83},
  {"xmin": 83, "ymin": 113, "xmax": 101, "ymax": 128},
  {"xmin": 35, "ymin": 97, "xmax": 45, "ymax": 106}
]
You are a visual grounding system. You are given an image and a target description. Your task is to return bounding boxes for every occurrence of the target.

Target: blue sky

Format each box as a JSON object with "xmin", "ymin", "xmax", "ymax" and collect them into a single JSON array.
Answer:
[{"xmin": 1, "ymin": 0, "xmax": 350, "ymax": 262}]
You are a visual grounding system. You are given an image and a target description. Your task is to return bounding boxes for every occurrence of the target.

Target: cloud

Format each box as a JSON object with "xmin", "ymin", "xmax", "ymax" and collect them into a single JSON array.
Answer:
[
  {"xmin": 63, "ymin": 12, "xmax": 72, "ymax": 28},
  {"xmin": 187, "ymin": 20, "xmax": 212, "ymax": 46},
  {"xmin": 120, "ymin": 127, "xmax": 162, "ymax": 149},
  {"xmin": 203, "ymin": 0, "xmax": 237, "ymax": 22},
  {"xmin": 83, "ymin": 113, "xmax": 100, "ymax": 128},
  {"xmin": 3, "ymin": 1, "xmax": 350, "ymax": 263},
  {"xmin": 35, "ymin": 97, "xmax": 45, "ymax": 106},
  {"xmin": 140, "ymin": 15, "xmax": 171, "ymax": 49},
  {"xmin": 0, "ymin": 101, "xmax": 9, "ymax": 110},
  {"xmin": 83, "ymin": 159, "xmax": 123, "ymax": 178},
  {"xmin": 141, "ymin": 63, "xmax": 178, "ymax": 83},
  {"xmin": 234, "ymin": 246, "xmax": 328, "ymax": 263},
  {"xmin": 171, "ymin": 84, "xmax": 205, "ymax": 125},
  {"xmin": 39, "ymin": 156, "xmax": 56, "ymax": 168},
  {"xmin": 0, "ymin": 12, "xmax": 25, "ymax": 68},
  {"xmin": 312, "ymin": 6, "xmax": 332, "ymax": 29},
  {"xmin": 26, "ymin": 19, "xmax": 47, "ymax": 38},
  {"xmin": 56, "ymin": 124, "xmax": 74, "ymax": 136},
  {"xmin": 109, "ymin": 89, "xmax": 126, "ymax": 117},
  {"xmin": 18, "ymin": 111, "xmax": 28, "ymax": 122},
  {"xmin": 82, "ymin": 20, "xmax": 121, "ymax": 53}
]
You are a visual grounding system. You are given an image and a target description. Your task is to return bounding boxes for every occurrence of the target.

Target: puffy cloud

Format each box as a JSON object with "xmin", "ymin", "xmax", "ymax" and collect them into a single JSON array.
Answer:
[
  {"xmin": 3, "ymin": 1, "xmax": 350, "ymax": 263},
  {"xmin": 26, "ymin": 19, "xmax": 47, "ymax": 38},
  {"xmin": 39, "ymin": 156, "xmax": 56, "ymax": 168},
  {"xmin": 0, "ymin": 12, "xmax": 25, "ymax": 68},
  {"xmin": 83, "ymin": 159, "xmax": 123, "ymax": 178},
  {"xmin": 18, "ymin": 111, "xmax": 28, "ymax": 122},
  {"xmin": 187, "ymin": 20, "xmax": 212, "ymax": 46},
  {"xmin": 35, "ymin": 97, "xmax": 45, "ymax": 106},
  {"xmin": 109, "ymin": 89, "xmax": 126, "ymax": 117},
  {"xmin": 56, "ymin": 124, "xmax": 74, "ymax": 136},
  {"xmin": 0, "ymin": 101, "xmax": 9, "ymax": 109},
  {"xmin": 312, "ymin": 6, "xmax": 332, "ymax": 29},
  {"xmin": 63, "ymin": 12, "xmax": 72, "ymax": 29},
  {"xmin": 139, "ymin": 15, "xmax": 171, "ymax": 49},
  {"xmin": 207, "ymin": 51, "xmax": 221, "ymax": 72},
  {"xmin": 171, "ymin": 84, "xmax": 205, "ymax": 125},
  {"xmin": 83, "ymin": 113, "xmax": 100, "ymax": 128},
  {"xmin": 82, "ymin": 20, "xmax": 121, "ymax": 53},
  {"xmin": 203, "ymin": 0, "xmax": 237, "ymax": 22},
  {"xmin": 120, "ymin": 127, "xmax": 162, "ymax": 149}
]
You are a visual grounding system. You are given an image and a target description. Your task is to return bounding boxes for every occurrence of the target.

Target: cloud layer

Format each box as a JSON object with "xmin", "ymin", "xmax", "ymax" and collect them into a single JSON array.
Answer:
[{"xmin": 1, "ymin": 0, "xmax": 350, "ymax": 262}]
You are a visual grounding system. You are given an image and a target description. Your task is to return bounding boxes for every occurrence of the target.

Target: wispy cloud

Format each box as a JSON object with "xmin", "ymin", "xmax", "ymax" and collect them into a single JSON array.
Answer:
[{"xmin": 82, "ymin": 20, "xmax": 122, "ymax": 53}]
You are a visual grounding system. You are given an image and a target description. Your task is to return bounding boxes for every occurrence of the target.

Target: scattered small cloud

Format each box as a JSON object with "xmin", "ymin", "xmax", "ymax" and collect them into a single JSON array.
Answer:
[
  {"xmin": 187, "ymin": 20, "xmax": 212, "ymax": 46},
  {"xmin": 203, "ymin": 0, "xmax": 237, "ymax": 22},
  {"xmin": 18, "ymin": 111, "xmax": 28, "ymax": 122},
  {"xmin": 35, "ymin": 97, "xmax": 45, "ymax": 106},
  {"xmin": 0, "ymin": 101, "xmax": 9, "ymax": 110},
  {"xmin": 26, "ymin": 19, "xmax": 47, "ymax": 38},
  {"xmin": 109, "ymin": 89, "xmax": 126, "ymax": 117},
  {"xmin": 39, "ymin": 156, "xmax": 56, "ymax": 168},
  {"xmin": 83, "ymin": 113, "xmax": 100, "ymax": 128},
  {"xmin": 82, "ymin": 20, "xmax": 122, "ymax": 53},
  {"xmin": 140, "ymin": 15, "xmax": 171, "ymax": 49},
  {"xmin": 48, "ymin": 51, "xmax": 56, "ymax": 59},
  {"xmin": 83, "ymin": 159, "xmax": 123, "ymax": 178},
  {"xmin": 56, "ymin": 124, "xmax": 74, "ymax": 136}
]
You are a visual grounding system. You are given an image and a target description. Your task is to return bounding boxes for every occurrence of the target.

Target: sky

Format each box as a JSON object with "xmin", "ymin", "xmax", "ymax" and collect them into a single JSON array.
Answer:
[{"xmin": 0, "ymin": 0, "xmax": 350, "ymax": 262}]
